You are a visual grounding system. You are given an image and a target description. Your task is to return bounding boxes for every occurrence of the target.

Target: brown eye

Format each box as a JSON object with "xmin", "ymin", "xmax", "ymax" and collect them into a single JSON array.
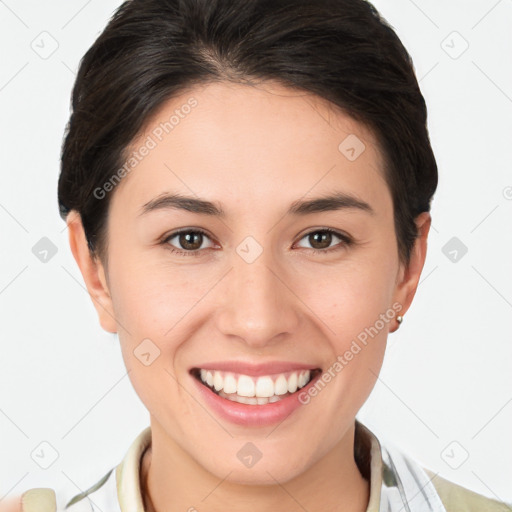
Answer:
[
  {"xmin": 296, "ymin": 228, "xmax": 353, "ymax": 254},
  {"xmin": 177, "ymin": 231, "xmax": 204, "ymax": 251},
  {"xmin": 308, "ymin": 231, "xmax": 334, "ymax": 249},
  {"xmin": 162, "ymin": 229, "xmax": 215, "ymax": 256}
]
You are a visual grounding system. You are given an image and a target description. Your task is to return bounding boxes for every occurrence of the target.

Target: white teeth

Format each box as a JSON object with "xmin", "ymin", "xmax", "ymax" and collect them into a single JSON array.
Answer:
[
  {"xmin": 197, "ymin": 369, "xmax": 313, "ymax": 399},
  {"xmin": 237, "ymin": 375, "xmax": 255, "ymax": 397},
  {"xmin": 255, "ymin": 376, "xmax": 274, "ymax": 397},
  {"xmin": 287, "ymin": 372, "xmax": 298, "ymax": 393},
  {"xmin": 218, "ymin": 390, "xmax": 285, "ymax": 405},
  {"xmin": 223, "ymin": 374, "xmax": 237, "ymax": 394},
  {"xmin": 274, "ymin": 375, "xmax": 289, "ymax": 395},
  {"xmin": 213, "ymin": 372, "xmax": 223, "ymax": 391}
]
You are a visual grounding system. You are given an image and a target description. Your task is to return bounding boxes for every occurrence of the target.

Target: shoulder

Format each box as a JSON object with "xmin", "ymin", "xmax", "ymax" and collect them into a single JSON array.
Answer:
[{"xmin": 422, "ymin": 467, "xmax": 512, "ymax": 512}]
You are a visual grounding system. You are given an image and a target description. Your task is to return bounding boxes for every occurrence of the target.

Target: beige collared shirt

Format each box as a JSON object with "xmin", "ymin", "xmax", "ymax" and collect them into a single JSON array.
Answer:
[{"xmin": 20, "ymin": 421, "xmax": 511, "ymax": 511}]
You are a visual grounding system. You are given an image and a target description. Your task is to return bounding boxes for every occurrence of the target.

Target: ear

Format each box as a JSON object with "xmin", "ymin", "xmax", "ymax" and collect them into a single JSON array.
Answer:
[
  {"xmin": 66, "ymin": 210, "xmax": 117, "ymax": 333},
  {"xmin": 390, "ymin": 211, "xmax": 431, "ymax": 333}
]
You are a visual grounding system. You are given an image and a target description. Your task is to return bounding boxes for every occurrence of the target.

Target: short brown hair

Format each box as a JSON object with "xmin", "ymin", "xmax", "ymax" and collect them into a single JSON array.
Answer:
[{"xmin": 58, "ymin": 0, "xmax": 438, "ymax": 267}]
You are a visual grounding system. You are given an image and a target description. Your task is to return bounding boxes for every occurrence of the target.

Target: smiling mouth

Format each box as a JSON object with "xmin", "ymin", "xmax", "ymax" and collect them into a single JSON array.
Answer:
[{"xmin": 190, "ymin": 367, "xmax": 322, "ymax": 405}]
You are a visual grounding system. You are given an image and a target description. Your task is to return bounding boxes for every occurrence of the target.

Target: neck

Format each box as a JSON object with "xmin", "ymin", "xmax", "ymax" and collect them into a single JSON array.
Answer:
[{"xmin": 140, "ymin": 420, "xmax": 370, "ymax": 512}]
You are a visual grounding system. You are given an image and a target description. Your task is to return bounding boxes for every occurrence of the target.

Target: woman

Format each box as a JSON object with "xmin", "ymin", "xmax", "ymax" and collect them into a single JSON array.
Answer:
[{"xmin": 4, "ymin": 0, "xmax": 510, "ymax": 510}]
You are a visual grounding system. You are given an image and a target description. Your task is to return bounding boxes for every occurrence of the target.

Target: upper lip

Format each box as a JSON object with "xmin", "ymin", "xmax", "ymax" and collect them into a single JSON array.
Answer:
[{"xmin": 190, "ymin": 361, "xmax": 321, "ymax": 377}]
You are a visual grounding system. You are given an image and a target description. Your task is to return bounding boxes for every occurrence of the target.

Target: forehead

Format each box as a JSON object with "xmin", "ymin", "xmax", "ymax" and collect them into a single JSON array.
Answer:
[{"xmin": 112, "ymin": 81, "xmax": 389, "ymax": 217}]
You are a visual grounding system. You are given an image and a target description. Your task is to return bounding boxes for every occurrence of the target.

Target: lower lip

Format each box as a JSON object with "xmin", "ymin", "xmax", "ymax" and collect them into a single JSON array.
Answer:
[{"xmin": 191, "ymin": 371, "xmax": 321, "ymax": 427}]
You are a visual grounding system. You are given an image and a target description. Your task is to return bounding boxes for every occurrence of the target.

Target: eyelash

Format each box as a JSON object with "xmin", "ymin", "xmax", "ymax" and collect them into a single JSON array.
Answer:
[{"xmin": 161, "ymin": 228, "xmax": 353, "ymax": 257}]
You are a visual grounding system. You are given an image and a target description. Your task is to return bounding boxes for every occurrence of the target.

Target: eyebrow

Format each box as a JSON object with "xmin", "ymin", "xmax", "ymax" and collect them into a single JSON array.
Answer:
[{"xmin": 139, "ymin": 191, "xmax": 375, "ymax": 217}]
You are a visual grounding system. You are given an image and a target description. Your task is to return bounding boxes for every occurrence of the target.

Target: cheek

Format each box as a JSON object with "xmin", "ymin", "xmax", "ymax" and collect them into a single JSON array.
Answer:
[
  {"xmin": 108, "ymin": 254, "xmax": 205, "ymax": 338},
  {"xmin": 304, "ymin": 256, "xmax": 397, "ymax": 340},
  {"xmin": 109, "ymin": 260, "xmax": 194, "ymax": 421},
  {"xmin": 300, "ymin": 249, "xmax": 396, "ymax": 403},
  {"xmin": 306, "ymin": 268, "xmax": 392, "ymax": 426},
  {"xmin": 108, "ymin": 259, "xmax": 214, "ymax": 412}
]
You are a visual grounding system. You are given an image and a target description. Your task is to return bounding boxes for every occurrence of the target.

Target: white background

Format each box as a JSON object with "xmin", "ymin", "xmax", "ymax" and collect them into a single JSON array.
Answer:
[{"xmin": 1, "ymin": 0, "xmax": 511, "ymax": 507}]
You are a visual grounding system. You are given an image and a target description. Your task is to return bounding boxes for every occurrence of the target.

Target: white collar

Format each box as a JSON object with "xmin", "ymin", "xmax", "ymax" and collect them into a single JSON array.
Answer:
[{"xmin": 64, "ymin": 420, "xmax": 447, "ymax": 512}]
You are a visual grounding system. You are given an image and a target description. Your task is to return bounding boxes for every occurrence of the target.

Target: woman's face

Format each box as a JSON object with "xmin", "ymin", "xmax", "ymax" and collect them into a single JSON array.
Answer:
[{"xmin": 70, "ymin": 81, "xmax": 429, "ymax": 484}]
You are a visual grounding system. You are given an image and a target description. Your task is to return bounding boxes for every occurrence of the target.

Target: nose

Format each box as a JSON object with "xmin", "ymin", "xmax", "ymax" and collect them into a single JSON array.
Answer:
[{"xmin": 214, "ymin": 246, "xmax": 301, "ymax": 348}]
